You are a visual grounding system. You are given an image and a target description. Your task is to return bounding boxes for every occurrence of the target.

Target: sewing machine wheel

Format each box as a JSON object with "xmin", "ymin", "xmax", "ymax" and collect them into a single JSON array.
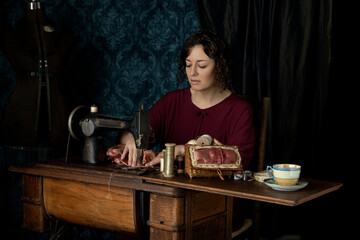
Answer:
[{"xmin": 68, "ymin": 105, "xmax": 89, "ymax": 140}]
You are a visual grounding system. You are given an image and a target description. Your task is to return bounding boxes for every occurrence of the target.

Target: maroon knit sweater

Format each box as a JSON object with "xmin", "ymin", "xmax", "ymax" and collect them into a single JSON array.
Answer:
[{"xmin": 149, "ymin": 88, "xmax": 254, "ymax": 169}]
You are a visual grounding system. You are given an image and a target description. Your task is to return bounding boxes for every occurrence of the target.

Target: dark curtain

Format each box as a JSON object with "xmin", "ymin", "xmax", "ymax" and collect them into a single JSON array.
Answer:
[
  {"xmin": 195, "ymin": 0, "xmax": 352, "ymax": 238},
  {"xmin": 195, "ymin": 0, "xmax": 334, "ymax": 177}
]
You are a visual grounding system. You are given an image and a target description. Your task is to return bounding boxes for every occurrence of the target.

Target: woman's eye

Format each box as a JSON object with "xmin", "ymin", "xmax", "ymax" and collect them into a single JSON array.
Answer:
[
  {"xmin": 186, "ymin": 65, "xmax": 192, "ymax": 68},
  {"xmin": 199, "ymin": 65, "xmax": 207, "ymax": 69}
]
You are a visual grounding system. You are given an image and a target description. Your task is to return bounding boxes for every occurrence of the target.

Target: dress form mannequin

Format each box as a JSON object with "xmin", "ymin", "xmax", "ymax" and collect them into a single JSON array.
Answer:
[{"xmin": 1, "ymin": 1, "xmax": 73, "ymax": 147}]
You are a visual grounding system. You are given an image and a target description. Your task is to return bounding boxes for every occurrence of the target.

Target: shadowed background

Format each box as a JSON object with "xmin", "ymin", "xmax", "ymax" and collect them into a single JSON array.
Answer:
[{"xmin": 0, "ymin": 0, "xmax": 352, "ymax": 239}]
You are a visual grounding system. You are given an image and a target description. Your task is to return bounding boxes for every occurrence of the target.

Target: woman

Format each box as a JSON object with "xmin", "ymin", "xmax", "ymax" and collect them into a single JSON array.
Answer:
[{"xmin": 120, "ymin": 30, "xmax": 254, "ymax": 169}]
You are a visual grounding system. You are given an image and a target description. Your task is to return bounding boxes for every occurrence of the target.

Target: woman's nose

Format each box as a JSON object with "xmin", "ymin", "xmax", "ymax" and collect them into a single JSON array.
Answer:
[{"xmin": 190, "ymin": 66, "xmax": 198, "ymax": 76}]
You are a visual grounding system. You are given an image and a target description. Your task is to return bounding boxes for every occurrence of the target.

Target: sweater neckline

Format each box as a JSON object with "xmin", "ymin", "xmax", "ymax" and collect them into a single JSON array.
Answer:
[{"xmin": 185, "ymin": 87, "xmax": 233, "ymax": 112}]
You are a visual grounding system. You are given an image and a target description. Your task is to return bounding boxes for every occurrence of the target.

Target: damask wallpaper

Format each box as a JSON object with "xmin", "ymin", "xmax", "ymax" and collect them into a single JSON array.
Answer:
[
  {"xmin": 1, "ymin": 0, "xmax": 199, "ymax": 119},
  {"xmin": 0, "ymin": 0, "xmax": 199, "ymax": 238}
]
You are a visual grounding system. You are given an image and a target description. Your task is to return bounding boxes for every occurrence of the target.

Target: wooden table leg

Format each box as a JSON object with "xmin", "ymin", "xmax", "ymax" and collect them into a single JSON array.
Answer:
[
  {"xmin": 22, "ymin": 175, "xmax": 51, "ymax": 232},
  {"xmin": 148, "ymin": 190, "xmax": 232, "ymax": 240},
  {"xmin": 148, "ymin": 192, "xmax": 185, "ymax": 239}
]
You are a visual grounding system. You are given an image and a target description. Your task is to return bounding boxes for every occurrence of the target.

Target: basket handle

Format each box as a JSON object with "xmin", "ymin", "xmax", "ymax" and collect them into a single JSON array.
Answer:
[{"xmin": 217, "ymin": 169, "xmax": 225, "ymax": 181}]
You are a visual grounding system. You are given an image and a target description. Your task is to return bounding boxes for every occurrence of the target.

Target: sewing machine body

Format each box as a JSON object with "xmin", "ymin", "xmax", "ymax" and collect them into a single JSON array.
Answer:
[{"xmin": 68, "ymin": 104, "xmax": 149, "ymax": 164}]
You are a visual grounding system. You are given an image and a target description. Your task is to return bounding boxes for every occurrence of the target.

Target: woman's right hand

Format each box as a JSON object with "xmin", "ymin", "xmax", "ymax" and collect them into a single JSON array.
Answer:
[{"xmin": 120, "ymin": 131, "xmax": 138, "ymax": 166}]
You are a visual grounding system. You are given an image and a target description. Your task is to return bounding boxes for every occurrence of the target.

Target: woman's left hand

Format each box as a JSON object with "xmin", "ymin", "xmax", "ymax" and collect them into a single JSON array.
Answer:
[
  {"xmin": 145, "ymin": 144, "xmax": 185, "ymax": 167},
  {"xmin": 144, "ymin": 151, "xmax": 163, "ymax": 166}
]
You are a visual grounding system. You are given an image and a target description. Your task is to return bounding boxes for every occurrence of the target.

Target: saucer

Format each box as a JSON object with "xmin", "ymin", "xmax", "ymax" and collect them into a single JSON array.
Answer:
[{"xmin": 263, "ymin": 178, "xmax": 308, "ymax": 191}]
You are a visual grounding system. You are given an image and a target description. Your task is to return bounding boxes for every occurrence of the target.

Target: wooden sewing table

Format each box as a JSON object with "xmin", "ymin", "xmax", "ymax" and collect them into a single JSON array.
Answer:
[{"xmin": 9, "ymin": 159, "xmax": 342, "ymax": 239}]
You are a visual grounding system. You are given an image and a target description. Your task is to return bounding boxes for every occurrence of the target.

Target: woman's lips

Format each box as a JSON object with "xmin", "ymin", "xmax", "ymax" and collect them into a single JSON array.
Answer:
[{"xmin": 190, "ymin": 79, "xmax": 200, "ymax": 85}]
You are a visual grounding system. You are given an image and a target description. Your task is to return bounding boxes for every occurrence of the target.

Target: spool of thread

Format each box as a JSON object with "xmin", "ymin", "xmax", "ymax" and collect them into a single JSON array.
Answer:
[
  {"xmin": 159, "ymin": 149, "xmax": 165, "ymax": 172},
  {"xmin": 90, "ymin": 104, "xmax": 98, "ymax": 113},
  {"xmin": 177, "ymin": 155, "xmax": 184, "ymax": 174},
  {"xmin": 196, "ymin": 134, "xmax": 213, "ymax": 145},
  {"xmin": 163, "ymin": 143, "xmax": 175, "ymax": 177}
]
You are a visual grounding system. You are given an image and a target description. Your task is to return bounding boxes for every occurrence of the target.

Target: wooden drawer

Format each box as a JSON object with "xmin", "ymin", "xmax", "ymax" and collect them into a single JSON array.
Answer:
[
  {"xmin": 149, "ymin": 193, "xmax": 185, "ymax": 227},
  {"xmin": 43, "ymin": 177, "xmax": 137, "ymax": 234}
]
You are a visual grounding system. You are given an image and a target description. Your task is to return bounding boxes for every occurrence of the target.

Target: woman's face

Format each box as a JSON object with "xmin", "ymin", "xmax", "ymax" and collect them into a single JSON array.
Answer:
[{"xmin": 185, "ymin": 45, "xmax": 216, "ymax": 91}]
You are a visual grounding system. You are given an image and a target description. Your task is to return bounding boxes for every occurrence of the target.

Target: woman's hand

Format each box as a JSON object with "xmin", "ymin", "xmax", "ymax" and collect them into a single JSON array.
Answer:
[
  {"xmin": 120, "ymin": 131, "xmax": 138, "ymax": 166},
  {"xmin": 145, "ymin": 144, "xmax": 185, "ymax": 166},
  {"xmin": 144, "ymin": 151, "xmax": 162, "ymax": 167}
]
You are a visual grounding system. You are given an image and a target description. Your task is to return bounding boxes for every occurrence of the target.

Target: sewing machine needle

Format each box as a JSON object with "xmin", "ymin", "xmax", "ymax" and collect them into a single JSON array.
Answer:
[{"xmin": 138, "ymin": 148, "xmax": 143, "ymax": 165}]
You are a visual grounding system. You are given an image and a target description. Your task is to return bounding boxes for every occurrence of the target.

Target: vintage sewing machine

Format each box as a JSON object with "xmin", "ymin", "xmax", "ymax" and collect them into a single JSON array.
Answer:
[{"xmin": 68, "ymin": 104, "xmax": 149, "ymax": 164}]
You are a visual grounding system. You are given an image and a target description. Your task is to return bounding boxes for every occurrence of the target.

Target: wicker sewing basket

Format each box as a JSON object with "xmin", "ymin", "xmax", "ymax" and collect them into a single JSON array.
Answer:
[{"xmin": 184, "ymin": 144, "xmax": 242, "ymax": 179}]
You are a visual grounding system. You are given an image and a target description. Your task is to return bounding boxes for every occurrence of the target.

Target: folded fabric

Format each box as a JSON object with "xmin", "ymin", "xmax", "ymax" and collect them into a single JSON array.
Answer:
[
  {"xmin": 195, "ymin": 148, "xmax": 237, "ymax": 165},
  {"xmin": 106, "ymin": 144, "xmax": 156, "ymax": 165},
  {"xmin": 187, "ymin": 145, "xmax": 241, "ymax": 169}
]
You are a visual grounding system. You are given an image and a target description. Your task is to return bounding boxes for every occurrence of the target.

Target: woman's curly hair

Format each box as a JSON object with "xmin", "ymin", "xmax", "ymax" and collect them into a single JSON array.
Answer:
[{"xmin": 177, "ymin": 30, "xmax": 234, "ymax": 89}]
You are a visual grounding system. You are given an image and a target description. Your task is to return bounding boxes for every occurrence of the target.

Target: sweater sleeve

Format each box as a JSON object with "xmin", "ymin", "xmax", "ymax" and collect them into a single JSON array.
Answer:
[{"xmin": 227, "ymin": 103, "xmax": 255, "ymax": 170}]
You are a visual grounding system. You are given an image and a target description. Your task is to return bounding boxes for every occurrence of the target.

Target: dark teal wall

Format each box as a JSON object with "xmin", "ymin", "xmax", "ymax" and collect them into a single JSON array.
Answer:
[
  {"xmin": 1, "ymin": 0, "xmax": 199, "ymax": 117},
  {"xmin": 0, "ymin": 0, "xmax": 199, "ymax": 238}
]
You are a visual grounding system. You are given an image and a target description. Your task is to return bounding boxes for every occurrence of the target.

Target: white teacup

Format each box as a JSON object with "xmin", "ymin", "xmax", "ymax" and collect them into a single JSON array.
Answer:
[{"xmin": 266, "ymin": 164, "xmax": 301, "ymax": 186}]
